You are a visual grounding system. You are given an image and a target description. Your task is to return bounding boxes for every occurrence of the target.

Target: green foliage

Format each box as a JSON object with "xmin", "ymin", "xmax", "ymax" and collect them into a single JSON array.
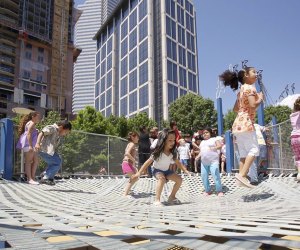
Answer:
[
  {"xmin": 223, "ymin": 110, "xmax": 237, "ymax": 131},
  {"xmin": 71, "ymin": 106, "xmax": 108, "ymax": 134},
  {"xmin": 169, "ymin": 93, "xmax": 217, "ymax": 134},
  {"xmin": 264, "ymin": 105, "xmax": 292, "ymax": 124},
  {"xmin": 106, "ymin": 115, "xmax": 129, "ymax": 138},
  {"xmin": 127, "ymin": 112, "xmax": 157, "ymax": 133},
  {"xmin": 38, "ymin": 111, "xmax": 61, "ymax": 130}
]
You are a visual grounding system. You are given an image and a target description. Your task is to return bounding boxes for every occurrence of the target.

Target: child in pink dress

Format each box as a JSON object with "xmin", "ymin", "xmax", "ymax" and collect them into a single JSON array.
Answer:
[
  {"xmin": 122, "ymin": 132, "xmax": 139, "ymax": 196},
  {"xmin": 219, "ymin": 66, "xmax": 264, "ymax": 188},
  {"xmin": 290, "ymin": 97, "xmax": 300, "ymax": 181}
]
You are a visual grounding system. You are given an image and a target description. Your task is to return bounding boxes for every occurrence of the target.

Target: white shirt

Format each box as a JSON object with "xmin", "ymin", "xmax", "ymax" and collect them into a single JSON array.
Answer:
[
  {"xmin": 254, "ymin": 124, "xmax": 266, "ymax": 145},
  {"xmin": 151, "ymin": 153, "xmax": 174, "ymax": 171},
  {"xmin": 177, "ymin": 144, "xmax": 190, "ymax": 160},
  {"xmin": 200, "ymin": 137, "xmax": 219, "ymax": 165}
]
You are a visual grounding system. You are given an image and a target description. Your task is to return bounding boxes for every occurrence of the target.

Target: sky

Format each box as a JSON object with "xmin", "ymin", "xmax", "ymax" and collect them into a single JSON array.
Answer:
[{"xmin": 74, "ymin": 0, "xmax": 299, "ymax": 112}]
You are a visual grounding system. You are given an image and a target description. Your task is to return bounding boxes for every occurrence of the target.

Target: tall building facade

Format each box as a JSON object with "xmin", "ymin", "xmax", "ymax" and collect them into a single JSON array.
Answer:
[
  {"xmin": 73, "ymin": 0, "xmax": 120, "ymax": 113},
  {"xmin": 94, "ymin": 0, "xmax": 199, "ymax": 124},
  {"xmin": 0, "ymin": 0, "xmax": 80, "ymax": 118}
]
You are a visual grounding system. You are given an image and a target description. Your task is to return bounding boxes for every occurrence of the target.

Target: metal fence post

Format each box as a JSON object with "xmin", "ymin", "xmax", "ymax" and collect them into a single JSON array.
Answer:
[
  {"xmin": 107, "ymin": 136, "xmax": 110, "ymax": 175},
  {"xmin": 225, "ymin": 130, "xmax": 234, "ymax": 173},
  {"xmin": 278, "ymin": 124, "xmax": 283, "ymax": 173}
]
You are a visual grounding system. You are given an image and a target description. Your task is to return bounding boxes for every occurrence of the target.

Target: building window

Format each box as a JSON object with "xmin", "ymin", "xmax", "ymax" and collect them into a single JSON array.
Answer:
[
  {"xmin": 168, "ymin": 83, "xmax": 178, "ymax": 103},
  {"xmin": 177, "ymin": 26, "xmax": 185, "ymax": 46},
  {"xmin": 165, "ymin": 0, "xmax": 175, "ymax": 19},
  {"xmin": 95, "ymin": 82, "xmax": 100, "ymax": 97},
  {"xmin": 178, "ymin": 45, "xmax": 186, "ymax": 66},
  {"xmin": 100, "ymin": 94, "xmax": 105, "ymax": 109},
  {"xmin": 121, "ymin": 37, "xmax": 128, "ymax": 58},
  {"xmin": 179, "ymin": 67, "xmax": 187, "ymax": 88},
  {"xmin": 186, "ymin": 13, "xmax": 194, "ymax": 33},
  {"xmin": 139, "ymin": 62, "xmax": 148, "ymax": 85},
  {"xmin": 129, "ymin": 48, "xmax": 137, "ymax": 71},
  {"xmin": 177, "ymin": 6, "xmax": 185, "ymax": 26},
  {"xmin": 26, "ymin": 43, "xmax": 32, "ymax": 49},
  {"xmin": 106, "ymin": 88, "xmax": 112, "ymax": 106},
  {"xmin": 95, "ymin": 97, "xmax": 100, "ymax": 110},
  {"xmin": 36, "ymin": 71, "xmax": 43, "ymax": 82},
  {"xmin": 129, "ymin": 9, "xmax": 137, "ymax": 29},
  {"xmin": 129, "ymin": 91, "xmax": 137, "ymax": 113},
  {"xmin": 100, "ymin": 77, "xmax": 106, "ymax": 92},
  {"xmin": 23, "ymin": 70, "xmax": 31, "ymax": 78},
  {"xmin": 101, "ymin": 45, "xmax": 106, "ymax": 61},
  {"xmin": 121, "ymin": 19, "xmax": 128, "ymax": 40},
  {"xmin": 167, "ymin": 60, "xmax": 177, "ymax": 83},
  {"xmin": 122, "ymin": 3, "xmax": 129, "ymax": 19},
  {"xmin": 187, "ymin": 51, "xmax": 196, "ymax": 71},
  {"xmin": 101, "ymin": 60, "xmax": 106, "ymax": 77},
  {"xmin": 139, "ymin": 39, "xmax": 148, "ymax": 63},
  {"xmin": 129, "ymin": 69, "xmax": 137, "ymax": 91},
  {"xmin": 107, "ymin": 38, "xmax": 113, "ymax": 54},
  {"xmin": 106, "ymin": 106, "xmax": 112, "ymax": 117},
  {"xmin": 120, "ymin": 77, "xmax": 127, "ymax": 97},
  {"xmin": 107, "ymin": 54, "xmax": 112, "ymax": 70},
  {"xmin": 23, "ymin": 81, "xmax": 30, "ymax": 89},
  {"xmin": 37, "ymin": 55, "xmax": 44, "ymax": 63},
  {"xmin": 180, "ymin": 88, "xmax": 187, "ymax": 96},
  {"xmin": 178, "ymin": 0, "xmax": 184, "ymax": 7},
  {"xmin": 185, "ymin": 0, "xmax": 194, "ymax": 15},
  {"xmin": 96, "ymin": 51, "xmax": 100, "ymax": 65},
  {"xmin": 167, "ymin": 38, "xmax": 177, "ymax": 61},
  {"xmin": 188, "ymin": 72, "xmax": 197, "ymax": 92},
  {"xmin": 107, "ymin": 71, "xmax": 112, "ymax": 88},
  {"xmin": 129, "ymin": 28, "xmax": 137, "ymax": 51},
  {"xmin": 25, "ymin": 51, "xmax": 32, "ymax": 59},
  {"xmin": 121, "ymin": 56, "xmax": 128, "ymax": 77},
  {"xmin": 38, "ymin": 47, "xmax": 44, "ymax": 53},
  {"xmin": 139, "ymin": 18, "xmax": 148, "ymax": 41},
  {"xmin": 96, "ymin": 66, "xmax": 100, "ymax": 81},
  {"xmin": 120, "ymin": 97, "xmax": 127, "ymax": 115},
  {"xmin": 166, "ymin": 16, "xmax": 176, "ymax": 40},
  {"xmin": 139, "ymin": 85, "xmax": 148, "ymax": 108},
  {"xmin": 139, "ymin": 0, "xmax": 147, "ymax": 21},
  {"xmin": 186, "ymin": 32, "xmax": 195, "ymax": 52}
]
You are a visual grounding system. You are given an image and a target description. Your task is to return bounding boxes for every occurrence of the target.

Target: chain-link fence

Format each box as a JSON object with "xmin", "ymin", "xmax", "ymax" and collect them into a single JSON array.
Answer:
[
  {"xmin": 233, "ymin": 119, "xmax": 295, "ymax": 174},
  {"xmin": 13, "ymin": 129, "xmax": 128, "ymax": 178}
]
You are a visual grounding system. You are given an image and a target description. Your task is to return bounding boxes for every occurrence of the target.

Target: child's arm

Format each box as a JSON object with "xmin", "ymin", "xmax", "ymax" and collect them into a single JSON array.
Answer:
[
  {"xmin": 175, "ymin": 159, "xmax": 190, "ymax": 174},
  {"xmin": 34, "ymin": 131, "xmax": 45, "ymax": 151},
  {"xmin": 131, "ymin": 158, "xmax": 153, "ymax": 181},
  {"xmin": 210, "ymin": 140, "xmax": 222, "ymax": 151},
  {"xmin": 26, "ymin": 122, "xmax": 35, "ymax": 150}
]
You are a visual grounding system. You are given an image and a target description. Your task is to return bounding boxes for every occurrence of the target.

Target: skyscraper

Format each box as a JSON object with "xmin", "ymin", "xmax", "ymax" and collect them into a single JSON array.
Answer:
[
  {"xmin": 0, "ymin": 0, "xmax": 80, "ymax": 118},
  {"xmin": 73, "ymin": 0, "xmax": 120, "ymax": 113},
  {"xmin": 94, "ymin": 0, "xmax": 199, "ymax": 124}
]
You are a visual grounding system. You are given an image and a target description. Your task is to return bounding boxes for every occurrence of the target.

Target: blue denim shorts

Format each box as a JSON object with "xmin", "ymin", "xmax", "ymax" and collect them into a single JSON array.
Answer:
[{"xmin": 152, "ymin": 168, "xmax": 174, "ymax": 178}]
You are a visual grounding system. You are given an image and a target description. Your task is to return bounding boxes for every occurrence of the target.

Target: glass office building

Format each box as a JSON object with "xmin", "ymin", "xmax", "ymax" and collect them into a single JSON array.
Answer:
[{"xmin": 94, "ymin": 0, "xmax": 198, "ymax": 124}]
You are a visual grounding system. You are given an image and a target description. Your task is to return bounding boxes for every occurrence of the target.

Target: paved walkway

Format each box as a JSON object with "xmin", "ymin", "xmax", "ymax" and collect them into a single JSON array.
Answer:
[{"xmin": 0, "ymin": 175, "xmax": 299, "ymax": 249}]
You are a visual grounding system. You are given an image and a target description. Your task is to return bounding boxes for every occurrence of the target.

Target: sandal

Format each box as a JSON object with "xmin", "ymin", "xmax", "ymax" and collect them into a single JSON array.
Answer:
[
  {"xmin": 235, "ymin": 173, "xmax": 255, "ymax": 188},
  {"xmin": 167, "ymin": 197, "xmax": 181, "ymax": 205}
]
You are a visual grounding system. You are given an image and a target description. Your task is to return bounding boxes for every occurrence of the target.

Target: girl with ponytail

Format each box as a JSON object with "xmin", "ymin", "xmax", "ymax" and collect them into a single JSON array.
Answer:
[{"xmin": 219, "ymin": 67, "xmax": 264, "ymax": 188}]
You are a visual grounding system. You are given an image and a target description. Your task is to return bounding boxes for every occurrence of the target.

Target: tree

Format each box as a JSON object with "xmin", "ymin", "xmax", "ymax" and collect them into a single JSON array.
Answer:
[
  {"xmin": 127, "ymin": 112, "xmax": 157, "ymax": 133},
  {"xmin": 169, "ymin": 93, "xmax": 217, "ymax": 134},
  {"xmin": 71, "ymin": 106, "xmax": 109, "ymax": 134},
  {"xmin": 263, "ymin": 105, "xmax": 292, "ymax": 124},
  {"xmin": 223, "ymin": 110, "xmax": 237, "ymax": 131},
  {"xmin": 106, "ymin": 115, "xmax": 129, "ymax": 138}
]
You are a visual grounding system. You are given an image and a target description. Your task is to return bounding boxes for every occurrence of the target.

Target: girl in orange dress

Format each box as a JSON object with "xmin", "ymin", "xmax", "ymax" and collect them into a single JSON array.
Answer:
[{"xmin": 219, "ymin": 67, "xmax": 263, "ymax": 188}]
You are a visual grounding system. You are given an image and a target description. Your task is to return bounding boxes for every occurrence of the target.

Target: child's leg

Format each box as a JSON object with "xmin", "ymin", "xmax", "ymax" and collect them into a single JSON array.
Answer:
[
  {"xmin": 291, "ymin": 136, "xmax": 300, "ymax": 179},
  {"xmin": 155, "ymin": 173, "xmax": 166, "ymax": 202},
  {"xmin": 124, "ymin": 173, "xmax": 138, "ymax": 196},
  {"xmin": 210, "ymin": 163, "xmax": 222, "ymax": 193},
  {"xmin": 166, "ymin": 173, "xmax": 182, "ymax": 200},
  {"xmin": 200, "ymin": 163, "xmax": 210, "ymax": 193},
  {"xmin": 24, "ymin": 151, "xmax": 34, "ymax": 181}
]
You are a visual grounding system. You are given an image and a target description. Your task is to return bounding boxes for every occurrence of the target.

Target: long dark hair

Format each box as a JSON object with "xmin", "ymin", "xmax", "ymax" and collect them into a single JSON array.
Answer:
[
  {"xmin": 219, "ymin": 67, "xmax": 254, "ymax": 90},
  {"xmin": 152, "ymin": 128, "xmax": 177, "ymax": 160},
  {"xmin": 294, "ymin": 96, "xmax": 300, "ymax": 112},
  {"xmin": 18, "ymin": 111, "xmax": 39, "ymax": 137}
]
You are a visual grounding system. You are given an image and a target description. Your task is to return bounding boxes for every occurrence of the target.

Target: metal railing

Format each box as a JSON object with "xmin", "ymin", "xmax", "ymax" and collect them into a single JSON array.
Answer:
[{"xmin": 233, "ymin": 119, "xmax": 295, "ymax": 174}]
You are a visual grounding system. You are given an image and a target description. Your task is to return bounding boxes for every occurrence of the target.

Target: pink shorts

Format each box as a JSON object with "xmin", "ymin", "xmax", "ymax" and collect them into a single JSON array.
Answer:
[{"xmin": 122, "ymin": 161, "xmax": 137, "ymax": 175}]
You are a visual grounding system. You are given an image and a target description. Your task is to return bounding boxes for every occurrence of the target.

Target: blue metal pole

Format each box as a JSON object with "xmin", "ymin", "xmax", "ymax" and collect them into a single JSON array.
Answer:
[
  {"xmin": 225, "ymin": 130, "xmax": 234, "ymax": 173},
  {"xmin": 256, "ymin": 79, "xmax": 265, "ymax": 126},
  {"xmin": 0, "ymin": 118, "xmax": 14, "ymax": 180},
  {"xmin": 217, "ymin": 97, "xmax": 224, "ymax": 136}
]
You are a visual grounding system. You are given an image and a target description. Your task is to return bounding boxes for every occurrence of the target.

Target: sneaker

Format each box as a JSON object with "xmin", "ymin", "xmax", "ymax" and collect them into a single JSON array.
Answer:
[
  {"xmin": 203, "ymin": 192, "xmax": 212, "ymax": 196},
  {"xmin": 28, "ymin": 180, "xmax": 39, "ymax": 185},
  {"xmin": 40, "ymin": 179, "xmax": 55, "ymax": 186},
  {"xmin": 235, "ymin": 173, "xmax": 255, "ymax": 188},
  {"xmin": 217, "ymin": 192, "xmax": 224, "ymax": 197}
]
